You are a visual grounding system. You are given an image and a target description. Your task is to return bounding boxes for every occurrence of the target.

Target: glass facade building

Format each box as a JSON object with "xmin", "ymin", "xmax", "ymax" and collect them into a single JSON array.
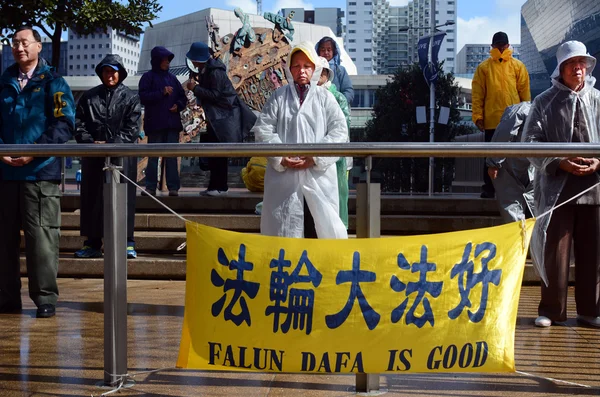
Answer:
[{"xmin": 521, "ymin": 0, "xmax": 600, "ymax": 97}]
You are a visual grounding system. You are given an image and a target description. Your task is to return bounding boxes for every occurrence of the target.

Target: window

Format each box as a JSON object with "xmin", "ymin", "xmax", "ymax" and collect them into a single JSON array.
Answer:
[
  {"xmin": 447, "ymin": 29, "xmax": 454, "ymax": 33},
  {"xmin": 364, "ymin": 57, "xmax": 372, "ymax": 61},
  {"xmin": 91, "ymin": 54, "xmax": 95, "ymax": 59},
  {"xmin": 349, "ymin": 20, "xmax": 356, "ymax": 24},
  {"xmin": 365, "ymin": 11, "xmax": 372, "ymax": 15},
  {"xmin": 349, "ymin": 39, "xmax": 356, "ymax": 43},
  {"xmin": 106, "ymin": 34, "xmax": 110, "ymax": 38},
  {"xmin": 84, "ymin": 65, "xmax": 88, "ymax": 69},
  {"xmin": 364, "ymin": 29, "xmax": 372, "ymax": 33},
  {"xmin": 447, "ymin": 38, "xmax": 454, "ymax": 42},
  {"xmin": 69, "ymin": 65, "xmax": 73, "ymax": 70},
  {"xmin": 91, "ymin": 34, "xmax": 95, "ymax": 39},
  {"xmin": 364, "ymin": 38, "xmax": 371, "ymax": 43},
  {"xmin": 91, "ymin": 44, "xmax": 95, "ymax": 49},
  {"xmin": 98, "ymin": 53, "xmax": 102, "ymax": 58},
  {"xmin": 69, "ymin": 55, "xmax": 73, "ymax": 60},
  {"xmin": 84, "ymin": 44, "xmax": 88, "ymax": 49},
  {"xmin": 364, "ymin": 1, "xmax": 372, "ymax": 4},
  {"xmin": 349, "ymin": 11, "xmax": 356, "ymax": 15},
  {"xmin": 84, "ymin": 54, "xmax": 88, "ymax": 59},
  {"xmin": 447, "ymin": 10, "xmax": 454, "ymax": 14},
  {"xmin": 76, "ymin": 65, "xmax": 80, "ymax": 69},
  {"xmin": 351, "ymin": 57, "xmax": 356, "ymax": 61},
  {"xmin": 447, "ymin": 57, "xmax": 454, "ymax": 61},
  {"xmin": 446, "ymin": 48, "xmax": 454, "ymax": 52},
  {"xmin": 91, "ymin": 64, "xmax": 94, "ymax": 69},
  {"xmin": 349, "ymin": 48, "xmax": 356, "ymax": 52},
  {"xmin": 76, "ymin": 45, "xmax": 80, "ymax": 49},
  {"xmin": 69, "ymin": 45, "xmax": 73, "ymax": 50},
  {"xmin": 349, "ymin": 30, "xmax": 356, "ymax": 33},
  {"xmin": 76, "ymin": 55, "xmax": 80, "ymax": 59},
  {"xmin": 69, "ymin": 35, "xmax": 73, "ymax": 40},
  {"xmin": 349, "ymin": 1, "xmax": 356, "ymax": 4},
  {"xmin": 364, "ymin": 48, "xmax": 371, "ymax": 52}
]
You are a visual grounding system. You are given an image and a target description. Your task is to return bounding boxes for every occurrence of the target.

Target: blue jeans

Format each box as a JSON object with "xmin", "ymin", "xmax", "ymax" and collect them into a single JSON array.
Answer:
[{"xmin": 146, "ymin": 129, "xmax": 180, "ymax": 191}]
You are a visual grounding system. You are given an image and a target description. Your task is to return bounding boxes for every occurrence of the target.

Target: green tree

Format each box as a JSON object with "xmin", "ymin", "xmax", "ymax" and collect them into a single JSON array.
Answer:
[
  {"xmin": 362, "ymin": 63, "xmax": 474, "ymax": 193},
  {"xmin": 0, "ymin": 0, "xmax": 161, "ymax": 69}
]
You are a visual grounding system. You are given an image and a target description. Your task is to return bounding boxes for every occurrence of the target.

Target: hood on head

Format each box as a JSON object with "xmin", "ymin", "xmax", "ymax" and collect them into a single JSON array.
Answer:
[
  {"xmin": 315, "ymin": 36, "xmax": 341, "ymax": 66},
  {"xmin": 150, "ymin": 46, "xmax": 175, "ymax": 71},
  {"xmin": 317, "ymin": 56, "xmax": 334, "ymax": 83},
  {"xmin": 95, "ymin": 54, "xmax": 127, "ymax": 84},
  {"xmin": 287, "ymin": 41, "xmax": 323, "ymax": 86}
]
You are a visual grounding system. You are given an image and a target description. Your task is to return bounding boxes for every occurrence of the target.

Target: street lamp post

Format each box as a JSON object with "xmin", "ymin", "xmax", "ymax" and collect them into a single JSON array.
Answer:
[{"xmin": 400, "ymin": 15, "xmax": 455, "ymax": 196}]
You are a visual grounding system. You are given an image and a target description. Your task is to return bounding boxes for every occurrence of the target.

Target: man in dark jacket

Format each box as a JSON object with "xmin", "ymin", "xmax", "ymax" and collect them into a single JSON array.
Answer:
[
  {"xmin": 0, "ymin": 26, "xmax": 75, "ymax": 318},
  {"xmin": 186, "ymin": 42, "xmax": 256, "ymax": 196},
  {"xmin": 139, "ymin": 46, "xmax": 186, "ymax": 197},
  {"xmin": 73, "ymin": 54, "xmax": 141, "ymax": 259}
]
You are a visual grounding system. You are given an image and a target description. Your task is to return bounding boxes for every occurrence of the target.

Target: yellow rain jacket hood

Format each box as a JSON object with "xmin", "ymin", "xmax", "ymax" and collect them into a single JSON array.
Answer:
[{"xmin": 472, "ymin": 47, "xmax": 531, "ymax": 130}]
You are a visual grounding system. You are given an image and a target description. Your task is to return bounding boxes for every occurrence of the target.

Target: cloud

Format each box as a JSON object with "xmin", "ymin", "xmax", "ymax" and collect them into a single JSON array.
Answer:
[
  {"xmin": 388, "ymin": 0, "xmax": 409, "ymax": 6},
  {"xmin": 226, "ymin": 0, "xmax": 260, "ymax": 13},
  {"xmin": 269, "ymin": 0, "xmax": 315, "ymax": 13},
  {"xmin": 457, "ymin": 13, "xmax": 522, "ymax": 54},
  {"xmin": 495, "ymin": 0, "xmax": 527, "ymax": 11}
]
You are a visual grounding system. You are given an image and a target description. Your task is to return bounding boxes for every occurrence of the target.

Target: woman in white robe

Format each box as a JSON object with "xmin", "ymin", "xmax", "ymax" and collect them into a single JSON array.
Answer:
[{"xmin": 251, "ymin": 41, "xmax": 349, "ymax": 239}]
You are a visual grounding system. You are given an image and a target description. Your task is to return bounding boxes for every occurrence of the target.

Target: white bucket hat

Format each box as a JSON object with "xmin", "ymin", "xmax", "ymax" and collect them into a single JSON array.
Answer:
[
  {"xmin": 317, "ymin": 56, "xmax": 334, "ymax": 82},
  {"xmin": 551, "ymin": 40, "xmax": 596, "ymax": 78}
]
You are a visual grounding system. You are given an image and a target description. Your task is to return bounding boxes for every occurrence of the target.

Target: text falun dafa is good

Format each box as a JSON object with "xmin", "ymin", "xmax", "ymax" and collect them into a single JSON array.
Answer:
[{"xmin": 177, "ymin": 219, "xmax": 535, "ymax": 374}]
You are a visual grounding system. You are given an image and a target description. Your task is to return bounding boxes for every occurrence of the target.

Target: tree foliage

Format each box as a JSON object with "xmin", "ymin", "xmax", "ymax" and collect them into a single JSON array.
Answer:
[
  {"xmin": 362, "ymin": 63, "xmax": 474, "ymax": 193},
  {"xmin": 0, "ymin": 0, "xmax": 162, "ymax": 69}
]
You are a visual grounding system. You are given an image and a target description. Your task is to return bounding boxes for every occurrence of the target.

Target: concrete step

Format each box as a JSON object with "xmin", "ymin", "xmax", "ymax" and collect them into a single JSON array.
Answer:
[
  {"xmin": 19, "ymin": 254, "xmax": 557, "ymax": 284},
  {"xmin": 59, "ymin": 212, "xmax": 502, "ymax": 234},
  {"xmin": 60, "ymin": 192, "xmax": 500, "ymax": 216},
  {"xmin": 21, "ymin": 230, "xmax": 187, "ymax": 253}
]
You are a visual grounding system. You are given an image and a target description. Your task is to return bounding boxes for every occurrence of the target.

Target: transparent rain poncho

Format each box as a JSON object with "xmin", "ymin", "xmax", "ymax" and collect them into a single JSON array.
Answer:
[
  {"xmin": 251, "ymin": 42, "xmax": 349, "ymax": 238},
  {"xmin": 486, "ymin": 102, "xmax": 534, "ymax": 223},
  {"xmin": 521, "ymin": 74, "xmax": 600, "ymax": 285}
]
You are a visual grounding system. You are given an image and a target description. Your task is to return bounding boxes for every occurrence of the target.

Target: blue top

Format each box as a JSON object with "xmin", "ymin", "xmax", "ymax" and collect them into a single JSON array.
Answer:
[
  {"xmin": 316, "ymin": 38, "xmax": 354, "ymax": 105},
  {"xmin": 0, "ymin": 59, "xmax": 75, "ymax": 180}
]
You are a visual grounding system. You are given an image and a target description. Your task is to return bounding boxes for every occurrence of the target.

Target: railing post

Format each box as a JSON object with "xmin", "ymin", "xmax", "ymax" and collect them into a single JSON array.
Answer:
[
  {"xmin": 355, "ymin": 156, "xmax": 382, "ymax": 393},
  {"xmin": 103, "ymin": 156, "xmax": 128, "ymax": 386}
]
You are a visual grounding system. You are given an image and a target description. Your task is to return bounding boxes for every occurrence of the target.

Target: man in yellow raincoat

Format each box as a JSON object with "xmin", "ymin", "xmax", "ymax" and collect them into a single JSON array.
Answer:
[{"xmin": 472, "ymin": 32, "xmax": 531, "ymax": 199}]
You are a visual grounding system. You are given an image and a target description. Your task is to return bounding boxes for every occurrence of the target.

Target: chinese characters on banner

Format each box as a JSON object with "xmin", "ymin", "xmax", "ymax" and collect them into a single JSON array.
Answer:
[{"xmin": 177, "ymin": 219, "xmax": 535, "ymax": 373}]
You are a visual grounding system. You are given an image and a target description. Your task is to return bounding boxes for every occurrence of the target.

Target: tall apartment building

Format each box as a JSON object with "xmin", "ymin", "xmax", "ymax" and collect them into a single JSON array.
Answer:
[
  {"xmin": 281, "ymin": 8, "xmax": 345, "ymax": 37},
  {"xmin": 455, "ymin": 44, "xmax": 521, "ymax": 75},
  {"xmin": 346, "ymin": 0, "xmax": 456, "ymax": 75},
  {"xmin": 66, "ymin": 27, "xmax": 140, "ymax": 77},
  {"xmin": 1, "ymin": 37, "xmax": 68, "ymax": 76}
]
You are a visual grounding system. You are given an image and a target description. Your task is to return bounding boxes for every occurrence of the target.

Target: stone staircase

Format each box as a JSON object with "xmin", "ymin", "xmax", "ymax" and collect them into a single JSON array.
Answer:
[{"xmin": 19, "ymin": 191, "xmax": 552, "ymax": 283}]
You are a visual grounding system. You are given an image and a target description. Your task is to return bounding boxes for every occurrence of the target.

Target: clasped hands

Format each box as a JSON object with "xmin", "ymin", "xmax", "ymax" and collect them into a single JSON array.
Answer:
[
  {"xmin": 281, "ymin": 156, "xmax": 315, "ymax": 169},
  {"xmin": 559, "ymin": 157, "xmax": 600, "ymax": 176}
]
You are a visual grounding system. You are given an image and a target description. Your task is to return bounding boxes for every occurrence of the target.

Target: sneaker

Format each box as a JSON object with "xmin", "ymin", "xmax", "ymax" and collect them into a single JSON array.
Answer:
[
  {"xmin": 576, "ymin": 315, "xmax": 600, "ymax": 327},
  {"xmin": 168, "ymin": 190, "xmax": 179, "ymax": 197},
  {"xmin": 534, "ymin": 315, "xmax": 552, "ymax": 327},
  {"xmin": 144, "ymin": 188, "xmax": 156, "ymax": 197},
  {"xmin": 127, "ymin": 246, "xmax": 137, "ymax": 259},
  {"xmin": 74, "ymin": 246, "xmax": 102, "ymax": 258},
  {"xmin": 201, "ymin": 189, "xmax": 228, "ymax": 197}
]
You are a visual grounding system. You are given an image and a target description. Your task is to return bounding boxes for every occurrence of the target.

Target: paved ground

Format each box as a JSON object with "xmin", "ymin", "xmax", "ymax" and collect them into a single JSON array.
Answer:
[{"xmin": 0, "ymin": 279, "xmax": 598, "ymax": 397}]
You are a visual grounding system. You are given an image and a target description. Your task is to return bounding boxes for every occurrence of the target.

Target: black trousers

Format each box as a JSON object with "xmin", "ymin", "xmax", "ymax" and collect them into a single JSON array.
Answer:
[
  {"xmin": 482, "ymin": 129, "xmax": 496, "ymax": 195},
  {"xmin": 204, "ymin": 126, "xmax": 228, "ymax": 191},
  {"xmin": 80, "ymin": 157, "xmax": 137, "ymax": 247},
  {"xmin": 303, "ymin": 200, "xmax": 317, "ymax": 238}
]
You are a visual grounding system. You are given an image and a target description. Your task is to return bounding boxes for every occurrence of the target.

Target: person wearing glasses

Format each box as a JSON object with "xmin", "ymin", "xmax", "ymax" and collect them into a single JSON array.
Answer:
[{"xmin": 0, "ymin": 25, "xmax": 75, "ymax": 319}]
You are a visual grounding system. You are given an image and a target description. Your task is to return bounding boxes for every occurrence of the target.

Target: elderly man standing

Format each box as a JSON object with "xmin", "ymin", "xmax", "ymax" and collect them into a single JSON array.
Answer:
[
  {"xmin": 0, "ymin": 26, "xmax": 75, "ymax": 318},
  {"xmin": 472, "ymin": 32, "xmax": 531, "ymax": 198},
  {"xmin": 74, "ymin": 54, "xmax": 141, "ymax": 260},
  {"xmin": 523, "ymin": 41, "xmax": 600, "ymax": 328}
]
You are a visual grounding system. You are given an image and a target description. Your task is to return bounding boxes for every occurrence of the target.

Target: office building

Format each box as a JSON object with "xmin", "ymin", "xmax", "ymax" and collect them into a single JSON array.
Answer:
[
  {"xmin": 455, "ymin": 44, "xmax": 521, "ymax": 75},
  {"xmin": 66, "ymin": 27, "xmax": 140, "ymax": 77},
  {"xmin": 521, "ymin": 0, "xmax": 600, "ymax": 97},
  {"xmin": 281, "ymin": 7, "xmax": 345, "ymax": 37}
]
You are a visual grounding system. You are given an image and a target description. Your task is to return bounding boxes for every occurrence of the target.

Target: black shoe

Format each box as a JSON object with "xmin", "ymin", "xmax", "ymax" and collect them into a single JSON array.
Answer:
[
  {"xmin": 0, "ymin": 300, "xmax": 22, "ymax": 313},
  {"xmin": 36, "ymin": 304, "xmax": 56, "ymax": 318},
  {"xmin": 480, "ymin": 191, "xmax": 495, "ymax": 199}
]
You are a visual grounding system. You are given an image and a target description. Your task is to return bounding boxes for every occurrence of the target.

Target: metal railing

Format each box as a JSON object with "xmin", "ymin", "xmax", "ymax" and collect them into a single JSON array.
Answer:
[{"xmin": 2, "ymin": 142, "xmax": 600, "ymax": 393}]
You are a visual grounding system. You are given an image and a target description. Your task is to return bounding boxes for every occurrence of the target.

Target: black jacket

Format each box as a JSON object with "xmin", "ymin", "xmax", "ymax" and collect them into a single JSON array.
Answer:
[
  {"xmin": 75, "ymin": 54, "xmax": 141, "ymax": 143},
  {"xmin": 192, "ymin": 58, "xmax": 256, "ymax": 143}
]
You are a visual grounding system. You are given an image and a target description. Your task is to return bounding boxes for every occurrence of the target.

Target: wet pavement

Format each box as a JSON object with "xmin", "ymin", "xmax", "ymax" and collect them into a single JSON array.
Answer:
[{"xmin": 0, "ymin": 279, "xmax": 598, "ymax": 396}]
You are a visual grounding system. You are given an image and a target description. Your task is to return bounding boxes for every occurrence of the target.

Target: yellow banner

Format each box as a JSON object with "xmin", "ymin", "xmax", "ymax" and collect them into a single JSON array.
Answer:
[{"xmin": 177, "ymin": 219, "xmax": 535, "ymax": 374}]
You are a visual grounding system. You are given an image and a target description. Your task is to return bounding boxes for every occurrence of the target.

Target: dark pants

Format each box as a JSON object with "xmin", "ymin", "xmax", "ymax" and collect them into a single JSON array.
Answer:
[
  {"xmin": 303, "ymin": 200, "xmax": 318, "ymax": 238},
  {"xmin": 482, "ymin": 129, "xmax": 496, "ymax": 196},
  {"xmin": 539, "ymin": 204, "xmax": 600, "ymax": 321},
  {"xmin": 80, "ymin": 157, "xmax": 136, "ymax": 248},
  {"xmin": 0, "ymin": 181, "xmax": 60, "ymax": 307},
  {"xmin": 146, "ymin": 129, "xmax": 181, "ymax": 192},
  {"xmin": 204, "ymin": 126, "xmax": 228, "ymax": 191}
]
